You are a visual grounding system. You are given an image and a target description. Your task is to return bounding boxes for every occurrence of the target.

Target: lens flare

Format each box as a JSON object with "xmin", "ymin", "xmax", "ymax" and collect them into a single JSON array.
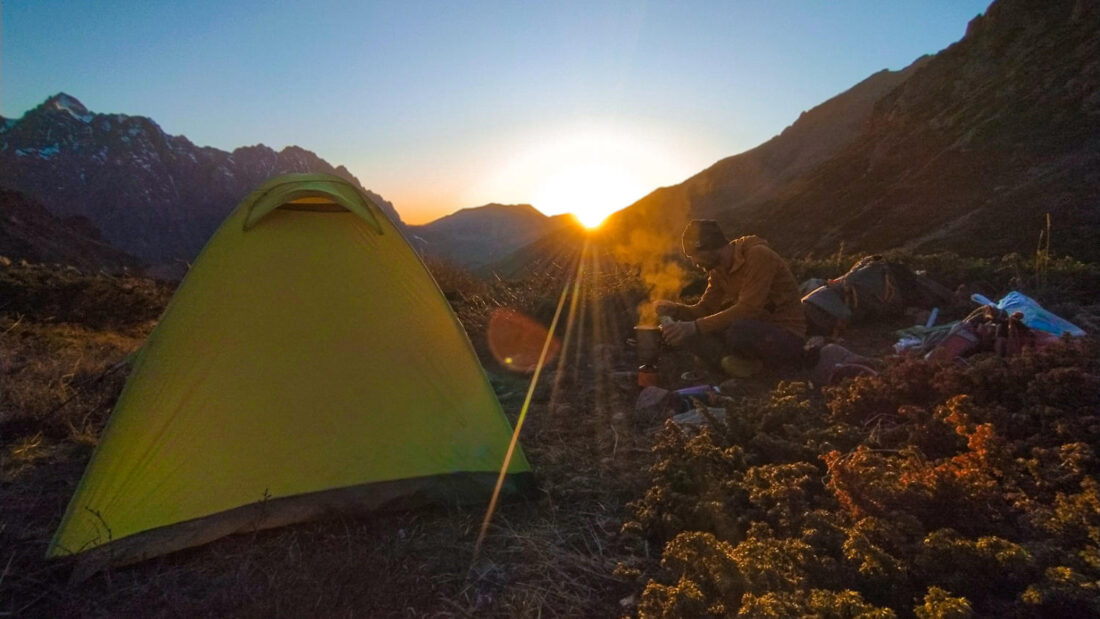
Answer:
[{"xmin": 488, "ymin": 308, "xmax": 561, "ymax": 373}]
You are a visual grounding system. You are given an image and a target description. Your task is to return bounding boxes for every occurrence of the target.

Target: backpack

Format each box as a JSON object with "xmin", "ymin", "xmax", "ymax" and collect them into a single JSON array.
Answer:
[{"xmin": 803, "ymin": 255, "xmax": 953, "ymax": 334}]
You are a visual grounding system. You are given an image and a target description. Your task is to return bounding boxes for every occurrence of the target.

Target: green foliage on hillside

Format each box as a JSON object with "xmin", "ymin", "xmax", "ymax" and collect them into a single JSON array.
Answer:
[
  {"xmin": 791, "ymin": 250, "xmax": 1100, "ymax": 304},
  {"xmin": 621, "ymin": 341, "xmax": 1099, "ymax": 617},
  {"xmin": 0, "ymin": 261, "xmax": 172, "ymax": 329}
]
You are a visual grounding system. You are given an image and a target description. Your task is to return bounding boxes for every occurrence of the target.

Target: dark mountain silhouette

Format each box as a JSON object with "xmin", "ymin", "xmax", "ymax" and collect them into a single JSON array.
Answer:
[
  {"xmin": 601, "ymin": 0, "xmax": 1099, "ymax": 263},
  {"xmin": 410, "ymin": 204, "xmax": 577, "ymax": 268},
  {"xmin": 0, "ymin": 188, "xmax": 142, "ymax": 273},
  {"xmin": 0, "ymin": 94, "xmax": 404, "ymax": 265},
  {"xmin": 606, "ymin": 60, "xmax": 927, "ymax": 239},
  {"xmin": 485, "ymin": 62, "xmax": 932, "ymax": 280}
]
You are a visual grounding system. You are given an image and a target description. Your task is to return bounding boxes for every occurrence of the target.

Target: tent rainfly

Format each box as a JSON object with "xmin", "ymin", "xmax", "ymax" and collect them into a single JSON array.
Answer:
[{"xmin": 48, "ymin": 173, "xmax": 533, "ymax": 568}]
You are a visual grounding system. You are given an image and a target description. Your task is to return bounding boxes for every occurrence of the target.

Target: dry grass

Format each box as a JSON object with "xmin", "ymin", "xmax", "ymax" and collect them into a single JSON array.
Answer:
[
  {"xmin": 2, "ymin": 319, "xmax": 148, "ymax": 443},
  {"xmin": 5, "ymin": 250, "xmax": 1092, "ymax": 616},
  {"xmin": 0, "ymin": 258, "xmax": 653, "ymax": 617}
]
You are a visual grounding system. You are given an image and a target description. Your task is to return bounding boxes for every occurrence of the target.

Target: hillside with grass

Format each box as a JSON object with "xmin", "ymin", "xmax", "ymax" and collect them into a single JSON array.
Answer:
[
  {"xmin": 3, "ymin": 244, "xmax": 1096, "ymax": 616},
  {"xmin": 603, "ymin": 0, "xmax": 1100, "ymax": 262},
  {"xmin": 0, "ymin": 189, "xmax": 142, "ymax": 274}
]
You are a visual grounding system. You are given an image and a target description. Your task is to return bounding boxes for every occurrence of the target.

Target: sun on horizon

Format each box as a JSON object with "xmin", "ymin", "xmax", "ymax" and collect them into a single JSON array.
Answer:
[
  {"xmin": 531, "ymin": 161, "xmax": 648, "ymax": 229},
  {"xmin": 470, "ymin": 126, "xmax": 685, "ymax": 230}
]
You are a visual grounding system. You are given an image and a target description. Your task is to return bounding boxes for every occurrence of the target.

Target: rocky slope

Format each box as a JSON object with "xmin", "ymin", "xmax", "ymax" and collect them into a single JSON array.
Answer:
[
  {"xmin": 0, "ymin": 94, "xmax": 403, "ymax": 265},
  {"xmin": 604, "ymin": 0, "xmax": 1099, "ymax": 263},
  {"xmin": 602, "ymin": 61, "xmax": 927, "ymax": 251},
  {"xmin": 410, "ymin": 204, "xmax": 576, "ymax": 268},
  {"xmin": 742, "ymin": 0, "xmax": 1100, "ymax": 261},
  {"xmin": 0, "ymin": 188, "xmax": 142, "ymax": 273}
]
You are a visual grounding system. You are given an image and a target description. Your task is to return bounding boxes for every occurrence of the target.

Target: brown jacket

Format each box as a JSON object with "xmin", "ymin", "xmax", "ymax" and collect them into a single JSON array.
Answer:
[{"xmin": 683, "ymin": 236, "xmax": 806, "ymax": 337}]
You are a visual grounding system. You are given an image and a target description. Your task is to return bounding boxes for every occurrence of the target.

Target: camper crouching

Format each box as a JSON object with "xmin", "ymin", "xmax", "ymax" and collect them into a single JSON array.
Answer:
[{"xmin": 657, "ymin": 220, "xmax": 806, "ymax": 377}]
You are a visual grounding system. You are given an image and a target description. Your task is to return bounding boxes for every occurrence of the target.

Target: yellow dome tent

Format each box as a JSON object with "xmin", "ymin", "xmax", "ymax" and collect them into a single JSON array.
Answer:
[{"xmin": 48, "ymin": 174, "xmax": 533, "ymax": 567}]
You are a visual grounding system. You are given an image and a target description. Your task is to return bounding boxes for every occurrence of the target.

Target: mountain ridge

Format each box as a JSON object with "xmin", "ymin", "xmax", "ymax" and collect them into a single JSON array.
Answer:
[
  {"xmin": 6, "ymin": 0, "xmax": 1097, "ymax": 275},
  {"xmin": 0, "ymin": 188, "xmax": 143, "ymax": 273},
  {"xmin": 410, "ymin": 202, "xmax": 579, "ymax": 268},
  {"xmin": 603, "ymin": 0, "xmax": 1099, "ymax": 263},
  {"xmin": 736, "ymin": 0, "xmax": 1100, "ymax": 260},
  {"xmin": 602, "ymin": 57, "xmax": 929, "ymax": 249},
  {"xmin": 0, "ymin": 94, "xmax": 404, "ymax": 265}
]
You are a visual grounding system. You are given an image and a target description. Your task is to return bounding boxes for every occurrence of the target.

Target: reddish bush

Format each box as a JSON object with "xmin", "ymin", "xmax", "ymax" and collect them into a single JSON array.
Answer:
[{"xmin": 623, "ymin": 340, "xmax": 1099, "ymax": 617}]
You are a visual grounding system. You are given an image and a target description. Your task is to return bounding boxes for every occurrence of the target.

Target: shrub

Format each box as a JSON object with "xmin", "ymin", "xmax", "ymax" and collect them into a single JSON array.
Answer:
[
  {"xmin": 0, "ymin": 262, "xmax": 171, "ymax": 329},
  {"xmin": 622, "ymin": 340, "xmax": 1099, "ymax": 616}
]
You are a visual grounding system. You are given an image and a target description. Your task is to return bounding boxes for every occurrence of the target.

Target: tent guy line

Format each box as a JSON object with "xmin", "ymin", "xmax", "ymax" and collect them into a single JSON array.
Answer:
[{"xmin": 473, "ymin": 237, "xmax": 590, "ymax": 560}]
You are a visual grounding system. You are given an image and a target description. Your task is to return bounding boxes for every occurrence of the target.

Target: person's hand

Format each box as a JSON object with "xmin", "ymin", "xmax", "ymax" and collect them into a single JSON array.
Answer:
[
  {"xmin": 654, "ymin": 300, "xmax": 679, "ymax": 317},
  {"xmin": 661, "ymin": 320, "xmax": 698, "ymax": 347}
]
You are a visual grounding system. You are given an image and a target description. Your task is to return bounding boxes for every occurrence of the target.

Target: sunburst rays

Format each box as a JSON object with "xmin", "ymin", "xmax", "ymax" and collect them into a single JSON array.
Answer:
[{"xmin": 474, "ymin": 233, "xmax": 644, "ymax": 558}]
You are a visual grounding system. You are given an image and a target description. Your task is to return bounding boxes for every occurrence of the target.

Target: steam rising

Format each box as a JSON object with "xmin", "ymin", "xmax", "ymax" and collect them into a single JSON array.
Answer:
[{"xmin": 612, "ymin": 223, "xmax": 689, "ymax": 326}]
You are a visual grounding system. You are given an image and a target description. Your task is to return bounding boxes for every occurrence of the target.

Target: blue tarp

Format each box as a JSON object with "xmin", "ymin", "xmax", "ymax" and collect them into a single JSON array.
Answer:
[{"xmin": 971, "ymin": 291, "xmax": 1086, "ymax": 337}]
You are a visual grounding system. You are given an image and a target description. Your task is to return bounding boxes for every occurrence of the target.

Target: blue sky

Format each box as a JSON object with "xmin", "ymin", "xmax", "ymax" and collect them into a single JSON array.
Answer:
[{"xmin": 2, "ymin": 1, "xmax": 990, "ymax": 224}]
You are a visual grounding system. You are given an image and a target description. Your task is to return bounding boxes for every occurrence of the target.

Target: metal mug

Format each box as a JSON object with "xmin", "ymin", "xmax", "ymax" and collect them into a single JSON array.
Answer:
[{"xmin": 634, "ymin": 325, "xmax": 662, "ymax": 364}]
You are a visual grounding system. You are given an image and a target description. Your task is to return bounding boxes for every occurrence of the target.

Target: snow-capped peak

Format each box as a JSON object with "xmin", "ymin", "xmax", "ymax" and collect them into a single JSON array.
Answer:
[{"xmin": 46, "ymin": 93, "xmax": 93, "ymax": 123}]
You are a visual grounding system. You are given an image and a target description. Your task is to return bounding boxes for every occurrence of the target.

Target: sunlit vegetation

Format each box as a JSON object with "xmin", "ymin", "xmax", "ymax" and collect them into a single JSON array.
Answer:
[
  {"xmin": 790, "ymin": 250, "xmax": 1100, "ymax": 306},
  {"xmin": 2, "ymin": 250, "xmax": 1097, "ymax": 616},
  {"xmin": 619, "ymin": 341, "xmax": 1099, "ymax": 617}
]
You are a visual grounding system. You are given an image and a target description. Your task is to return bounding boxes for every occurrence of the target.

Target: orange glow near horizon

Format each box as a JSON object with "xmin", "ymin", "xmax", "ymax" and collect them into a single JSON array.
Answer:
[
  {"xmin": 463, "ymin": 125, "xmax": 694, "ymax": 229},
  {"xmin": 531, "ymin": 162, "xmax": 647, "ymax": 228}
]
